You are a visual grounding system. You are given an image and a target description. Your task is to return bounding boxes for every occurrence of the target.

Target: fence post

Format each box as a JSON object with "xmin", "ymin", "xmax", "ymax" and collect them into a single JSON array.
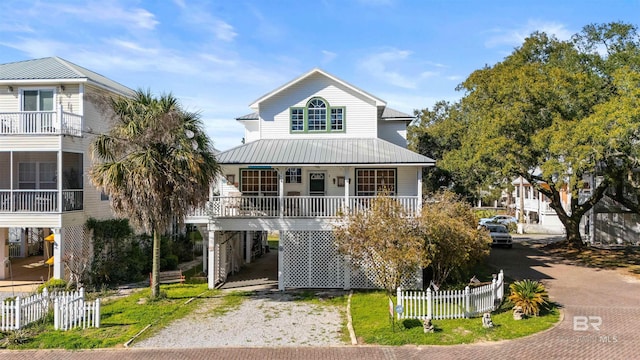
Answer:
[
  {"xmin": 396, "ymin": 287, "xmax": 401, "ymax": 320},
  {"xmin": 14, "ymin": 297, "xmax": 21, "ymax": 330},
  {"xmin": 426, "ymin": 288, "xmax": 432, "ymax": 320},
  {"xmin": 53, "ymin": 297, "xmax": 59, "ymax": 330},
  {"xmin": 491, "ymin": 277, "xmax": 497, "ymax": 309},
  {"xmin": 464, "ymin": 286, "xmax": 470, "ymax": 318},
  {"xmin": 94, "ymin": 299, "xmax": 101, "ymax": 328}
]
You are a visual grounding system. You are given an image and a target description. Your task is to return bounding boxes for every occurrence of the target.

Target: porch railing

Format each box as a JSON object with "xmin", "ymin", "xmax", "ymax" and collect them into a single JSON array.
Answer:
[
  {"xmin": 0, "ymin": 110, "xmax": 83, "ymax": 136},
  {"xmin": 207, "ymin": 195, "xmax": 420, "ymax": 218},
  {"xmin": 0, "ymin": 190, "xmax": 83, "ymax": 213}
]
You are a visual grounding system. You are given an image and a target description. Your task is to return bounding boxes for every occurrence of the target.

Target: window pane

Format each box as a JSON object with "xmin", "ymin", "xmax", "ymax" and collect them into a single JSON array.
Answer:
[
  {"xmin": 23, "ymin": 91, "xmax": 38, "ymax": 111},
  {"xmin": 40, "ymin": 90, "xmax": 54, "ymax": 111},
  {"xmin": 308, "ymin": 99, "xmax": 326, "ymax": 131},
  {"xmin": 291, "ymin": 108, "xmax": 304, "ymax": 131},
  {"xmin": 331, "ymin": 108, "xmax": 343, "ymax": 131}
]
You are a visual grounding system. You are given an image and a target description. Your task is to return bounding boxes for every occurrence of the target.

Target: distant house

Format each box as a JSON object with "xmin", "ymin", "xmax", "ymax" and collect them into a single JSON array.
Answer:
[
  {"xmin": 186, "ymin": 69, "xmax": 435, "ymax": 290},
  {"xmin": 0, "ymin": 57, "xmax": 134, "ymax": 281}
]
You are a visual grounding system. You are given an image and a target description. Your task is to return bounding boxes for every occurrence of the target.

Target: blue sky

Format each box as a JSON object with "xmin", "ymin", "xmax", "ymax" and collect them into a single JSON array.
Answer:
[{"xmin": 1, "ymin": 0, "xmax": 639, "ymax": 151}]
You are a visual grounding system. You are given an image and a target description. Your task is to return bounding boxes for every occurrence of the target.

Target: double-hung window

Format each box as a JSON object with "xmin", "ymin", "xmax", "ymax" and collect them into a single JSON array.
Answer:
[
  {"xmin": 356, "ymin": 169, "xmax": 396, "ymax": 196},
  {"xmin": 285, "ymin": 168, "xmax": 302, "ymax": 183},
  {"xmin": 290, "ymin": 97, "xmax": 345, "ymax": 133}
]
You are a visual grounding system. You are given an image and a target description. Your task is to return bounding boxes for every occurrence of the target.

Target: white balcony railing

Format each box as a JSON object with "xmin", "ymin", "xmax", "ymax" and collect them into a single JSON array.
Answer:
[
  {"xmin": 204, "ymin": 195, "xmax": 421, "ymax": 218},
  {"xmin": 0, "ymin": 110, "xmax": 83, "ymax": 136},
  {"xmin": 0, "ymin": 190, "xmax": 83, "ymax": 213}
]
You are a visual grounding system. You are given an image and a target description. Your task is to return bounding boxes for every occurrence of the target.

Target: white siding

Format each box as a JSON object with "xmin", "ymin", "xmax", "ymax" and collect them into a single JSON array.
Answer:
[
  {"xmin": 0, "ymin": 89, "xmax": 20, "ymax": 111},
  {"xmin": 377, "ymin": 121, "xmax": 408, "ymax": 148},
  {"xmin": 78, "ymin": 85, "xmax": 117, "ymax": 221},
  {"xmin": 257, "ymin": 73, "xmax": 378, "ymax": 140},
  {"xmin": 242, "ymin": 121, "xmax": 260, "ymax": 144},
  {"xmin": 396, "ymin": 167, "xmax": 419, "ymax": 196}
]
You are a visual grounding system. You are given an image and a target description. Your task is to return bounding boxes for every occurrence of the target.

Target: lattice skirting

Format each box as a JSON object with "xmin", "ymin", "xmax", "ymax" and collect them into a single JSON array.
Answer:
[
  {"xmin": 280, "ymin": 230, "xmax": 412, "ymax": 289},
  {"xmin": 62, "ymin": 225, "xmax": 91, "ymax": 283}
]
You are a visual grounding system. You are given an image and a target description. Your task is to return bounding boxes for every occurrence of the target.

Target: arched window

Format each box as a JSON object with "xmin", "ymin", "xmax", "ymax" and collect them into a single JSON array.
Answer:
[
  {"xmin": 289, "ymin": 98, "xmax": 345, "ymax": 133},
  {"xmin": 307, "ymin": 98, "xmax": 326, "ymax": 131}
]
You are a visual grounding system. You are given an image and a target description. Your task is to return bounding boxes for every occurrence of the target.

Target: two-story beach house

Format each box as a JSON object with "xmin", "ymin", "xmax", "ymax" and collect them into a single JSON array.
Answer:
[
  {"xmin": 0, "ymin": 57, "xmax": 134, "ymax": 281},
  {"xmin": 187, "ymin": 69, "xmax": 435, "ymax": 290}
]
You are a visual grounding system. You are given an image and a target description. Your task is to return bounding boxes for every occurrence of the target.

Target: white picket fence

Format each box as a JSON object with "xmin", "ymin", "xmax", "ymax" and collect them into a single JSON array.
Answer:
[
  {"xmin": 1, "ymin": 287, "xmax": 100, "ymax": 331},
  {"xmin": 53, "ymin": 288, "xmax": 100, "ymax": 330},
  {"xmin": 397, "ymin": 270, "xmax": 504, "ymax": 320}
]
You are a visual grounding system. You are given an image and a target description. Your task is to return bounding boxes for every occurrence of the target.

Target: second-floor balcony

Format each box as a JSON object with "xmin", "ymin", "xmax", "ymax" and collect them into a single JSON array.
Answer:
[
  {"xmin": 0, "ymin": 110, "xmax": 83, "ymax": 136},
  {"xmin": 191, "ymin": 195, "xmax": 421, "ymax": 219},
  {"xmin": 0, "ymin": 189, "xmax": 83, "ymax": 213}
]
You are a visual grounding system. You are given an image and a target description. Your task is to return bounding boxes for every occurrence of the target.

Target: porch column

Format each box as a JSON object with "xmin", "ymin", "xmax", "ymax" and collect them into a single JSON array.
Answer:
[
  {"xmin": 344, "ymin": 167, "xmax": 351, "ymax": 211},
  {"xmin": 245, "ymin": 231, "xmax": 251, "ymax": 264},
  {"xmin": 278, "ymin": 169, "xmax": 284, "ymax": 218},
  {"xmin": 417, "ymin": 168, "xmax": 423, "ymax": 215},
  {"xmin": 0, "ymin": 228, "xmax": 8, "ymax": 279},
  {"xmin": 207, "ymin": 226, "xmax": 217, "ymax": 289},
  {"xmin": 57, "ymin": 149, "xmax": 63, "ymax": 212},
  {"xmin": 199, "ymin": 225, "xmax": 207, "ymax": 273},
  {"xmin": 52, "ymin": 228, "xmax": 64, "ymax": 279},
  {"xmin": 278, "ymin": 237, "xmax": 284, "ymax": 291},
  {"xmin": 20, "ymin": 228, "xmax": 26, "ymax": 258}
]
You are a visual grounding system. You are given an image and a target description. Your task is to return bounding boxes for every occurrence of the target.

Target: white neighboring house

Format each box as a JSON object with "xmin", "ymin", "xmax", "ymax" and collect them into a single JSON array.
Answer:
[
  {"xmin": 512, "ymin": 176, "xmax": 565, "ymax": 234},
  {"xmin": 186, "ymin": 68, "xmax": 435, "ymax": 290},
  {"xmin": 0, "ymin": 57, "xmax": 134, "ymax": 281}
]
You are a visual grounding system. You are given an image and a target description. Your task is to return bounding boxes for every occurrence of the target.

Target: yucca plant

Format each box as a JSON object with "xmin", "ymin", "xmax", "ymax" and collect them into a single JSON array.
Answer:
[{"xmin": 508, "ymin": 279, "xmax": 549, "ymax": 316}]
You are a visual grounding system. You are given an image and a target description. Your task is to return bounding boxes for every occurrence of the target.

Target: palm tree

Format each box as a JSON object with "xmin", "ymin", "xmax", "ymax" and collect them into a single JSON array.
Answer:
[{"xmin": 89, "ymin": 89, "xmax": 220, "ymax": 298}]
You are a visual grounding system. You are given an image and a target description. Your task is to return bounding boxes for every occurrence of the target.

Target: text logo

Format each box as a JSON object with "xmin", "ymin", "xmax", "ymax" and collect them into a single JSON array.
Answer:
[{"xmin": 573, "ymin": 316, "xmax": 602, "ymax": 331}]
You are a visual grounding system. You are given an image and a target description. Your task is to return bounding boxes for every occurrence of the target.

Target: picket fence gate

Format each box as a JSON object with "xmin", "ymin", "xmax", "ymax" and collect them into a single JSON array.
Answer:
[
  {"xmin": 396, "ymin": 270, "xmax": 504, "ymax": 320},
  {"xmin": 1, "ymin": 287, "xmax": 100, "ymax": 331}
]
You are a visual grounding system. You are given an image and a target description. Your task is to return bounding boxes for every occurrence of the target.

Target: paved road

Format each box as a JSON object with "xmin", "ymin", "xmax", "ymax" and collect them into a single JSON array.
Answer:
[{"xmin": 2, "ymin": 235, "xmax": 639, "ymax": 359}]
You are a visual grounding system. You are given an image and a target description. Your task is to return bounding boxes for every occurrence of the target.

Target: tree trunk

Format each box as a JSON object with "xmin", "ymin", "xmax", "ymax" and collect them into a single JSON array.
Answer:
[
  {"xmin": 151, "ymin": 229, "xmax": 161, "ymax": 298},
  {"xmin": 557, "ymin": 213, "xmax": 584, "ymax": 248}
]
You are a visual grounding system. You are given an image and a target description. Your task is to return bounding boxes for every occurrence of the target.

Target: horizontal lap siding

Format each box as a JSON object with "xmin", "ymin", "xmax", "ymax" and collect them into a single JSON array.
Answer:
[
  {"xmin": 79, "ymin": 86, "xmax": 115, "ymax": 221},
  {"xmin": 396, "ymin": 167, "xmax": 418, "ymax": 196},
  {"xmin": 377, "ymin": 121, "xmax": 408, "ymax": 148},
  {"xmin": 258, "ymin": 73, "xmax": 378, "ymax": 140}
]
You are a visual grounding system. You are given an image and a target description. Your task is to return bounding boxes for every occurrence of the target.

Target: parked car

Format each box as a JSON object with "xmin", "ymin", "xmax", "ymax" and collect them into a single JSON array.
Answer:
[
  {"xmin": 483, "ymin": 223, "xmax": 513, "ymax": 248},
  {"xmin": 478, "ymin": 215, "xmax": 517, "ymax": 226}
]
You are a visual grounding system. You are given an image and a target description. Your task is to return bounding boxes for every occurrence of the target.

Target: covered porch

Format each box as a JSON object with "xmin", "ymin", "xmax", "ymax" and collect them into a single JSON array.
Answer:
[{"xmin": 0, "ymin": 151, "xmax": 84, "ymax": 213}]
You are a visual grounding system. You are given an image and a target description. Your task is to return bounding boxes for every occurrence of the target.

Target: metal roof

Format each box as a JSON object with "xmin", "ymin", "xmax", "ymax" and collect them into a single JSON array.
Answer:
[
  {"xmin": 0, "ymin": 57, "xmax": 134, "ymax": 96},
  {"xmin": 217, "ymin": 138, "xmax": 435, "ymax": 166},
  {"xmin": 236, "ymin": 112, "xmax": 259, "ymax": 120},
  {"xmin": 380, "ymin": 107, "xmax": 414, "ymax": 120}
]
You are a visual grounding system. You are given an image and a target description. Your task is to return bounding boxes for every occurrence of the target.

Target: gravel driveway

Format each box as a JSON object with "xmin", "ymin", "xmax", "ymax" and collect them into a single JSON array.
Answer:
[{"xmin": 132, "ymin": 290, "xmax": 345, "ymax": 348}]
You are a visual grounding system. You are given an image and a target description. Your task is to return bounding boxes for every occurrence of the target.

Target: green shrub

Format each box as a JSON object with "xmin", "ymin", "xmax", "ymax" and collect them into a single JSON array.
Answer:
[
  {"xmin": 161, "ymin": 254, "xmax": 179, "ymax": 270},
  {"xmin": 37, "ymin": 279, "xmax": 67, "ymax": 293},
  {"xmin": 508, "ymin": 279, "xmax": 549, "ymax": 316}
]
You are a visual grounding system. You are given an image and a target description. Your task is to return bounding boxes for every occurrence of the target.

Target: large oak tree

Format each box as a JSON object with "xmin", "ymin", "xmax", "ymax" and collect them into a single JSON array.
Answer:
[{"xmin": 414, "ymin": 22, "xmax": 640, "ymax": 247}]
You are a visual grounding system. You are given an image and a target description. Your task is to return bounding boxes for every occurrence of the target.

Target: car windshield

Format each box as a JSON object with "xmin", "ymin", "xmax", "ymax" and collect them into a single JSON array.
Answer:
[{"xmin": 488, "ymin": 225, "xmax": 508, "ymax": 233}]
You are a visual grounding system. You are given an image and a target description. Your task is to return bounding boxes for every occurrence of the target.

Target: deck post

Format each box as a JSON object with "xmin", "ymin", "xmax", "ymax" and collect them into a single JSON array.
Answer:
[
  {"xmin": 52, "ymin": 228, "xmax": 63, "ymax": 279},
  {"xmin": 417, "ymin": 169, "xmax": 423, "ymax": 215},
  {"xmin": 207, "ymin": 227, "xmax": 217, "ymax": 289},
  {"xmin": 245, "ymin": 231, "xmax": 251, "ymax": 264}
]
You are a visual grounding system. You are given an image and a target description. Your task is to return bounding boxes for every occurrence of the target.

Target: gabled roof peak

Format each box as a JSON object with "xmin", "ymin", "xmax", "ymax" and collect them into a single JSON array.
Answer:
[{"xmin": 249, "ymin": 68, "xmax": 386, "ymax": 109}]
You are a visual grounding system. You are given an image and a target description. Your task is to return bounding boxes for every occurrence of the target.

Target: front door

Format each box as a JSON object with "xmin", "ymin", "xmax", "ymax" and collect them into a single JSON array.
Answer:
[{"xmin": 309, "ymin": 172, "xmax": 325, "ymax": 215}]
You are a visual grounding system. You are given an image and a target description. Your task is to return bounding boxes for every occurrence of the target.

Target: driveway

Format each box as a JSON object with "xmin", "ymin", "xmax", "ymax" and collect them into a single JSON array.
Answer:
[{"xmin": 2, "ymin": 235, "xmax": 639, "ymax": 359}]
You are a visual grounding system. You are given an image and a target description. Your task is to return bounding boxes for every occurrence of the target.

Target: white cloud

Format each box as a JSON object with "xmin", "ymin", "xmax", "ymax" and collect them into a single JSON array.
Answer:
[
  {"xmin": 485, "ymin": 20, "xmax": 573, "ymax": 48},
  {"xmin": 359, "ymin": 49, "xmax": 418, "ymax": 89},
  {"xmin": 322, "ymin": 50, "xmax": 337, "ymax": 64}
]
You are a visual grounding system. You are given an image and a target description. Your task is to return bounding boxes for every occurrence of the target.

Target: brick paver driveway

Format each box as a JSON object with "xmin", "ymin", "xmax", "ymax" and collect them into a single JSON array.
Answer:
[{"xmin": 2, "ymin": 235, "xmax": 639, "ymax": 359}]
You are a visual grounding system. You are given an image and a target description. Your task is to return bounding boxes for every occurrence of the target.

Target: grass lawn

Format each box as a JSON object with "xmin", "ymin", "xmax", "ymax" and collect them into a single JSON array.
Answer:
[
  {"xmin": 1, "ymin": 284, "xmax": 217, "ymax": 349},
  {"xmin": 351, "ymin": 291, "xmax": 559, "ymax": 345}
]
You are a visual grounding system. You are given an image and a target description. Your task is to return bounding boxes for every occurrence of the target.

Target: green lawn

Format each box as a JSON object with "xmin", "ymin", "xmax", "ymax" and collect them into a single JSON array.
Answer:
[
  {"xmin": 1, "ymin": 284, "xmax": 216, "ymax": 349},
  {"xmin": 351, "ymin": 291, "xmax": 559, "ymax": 345}
]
